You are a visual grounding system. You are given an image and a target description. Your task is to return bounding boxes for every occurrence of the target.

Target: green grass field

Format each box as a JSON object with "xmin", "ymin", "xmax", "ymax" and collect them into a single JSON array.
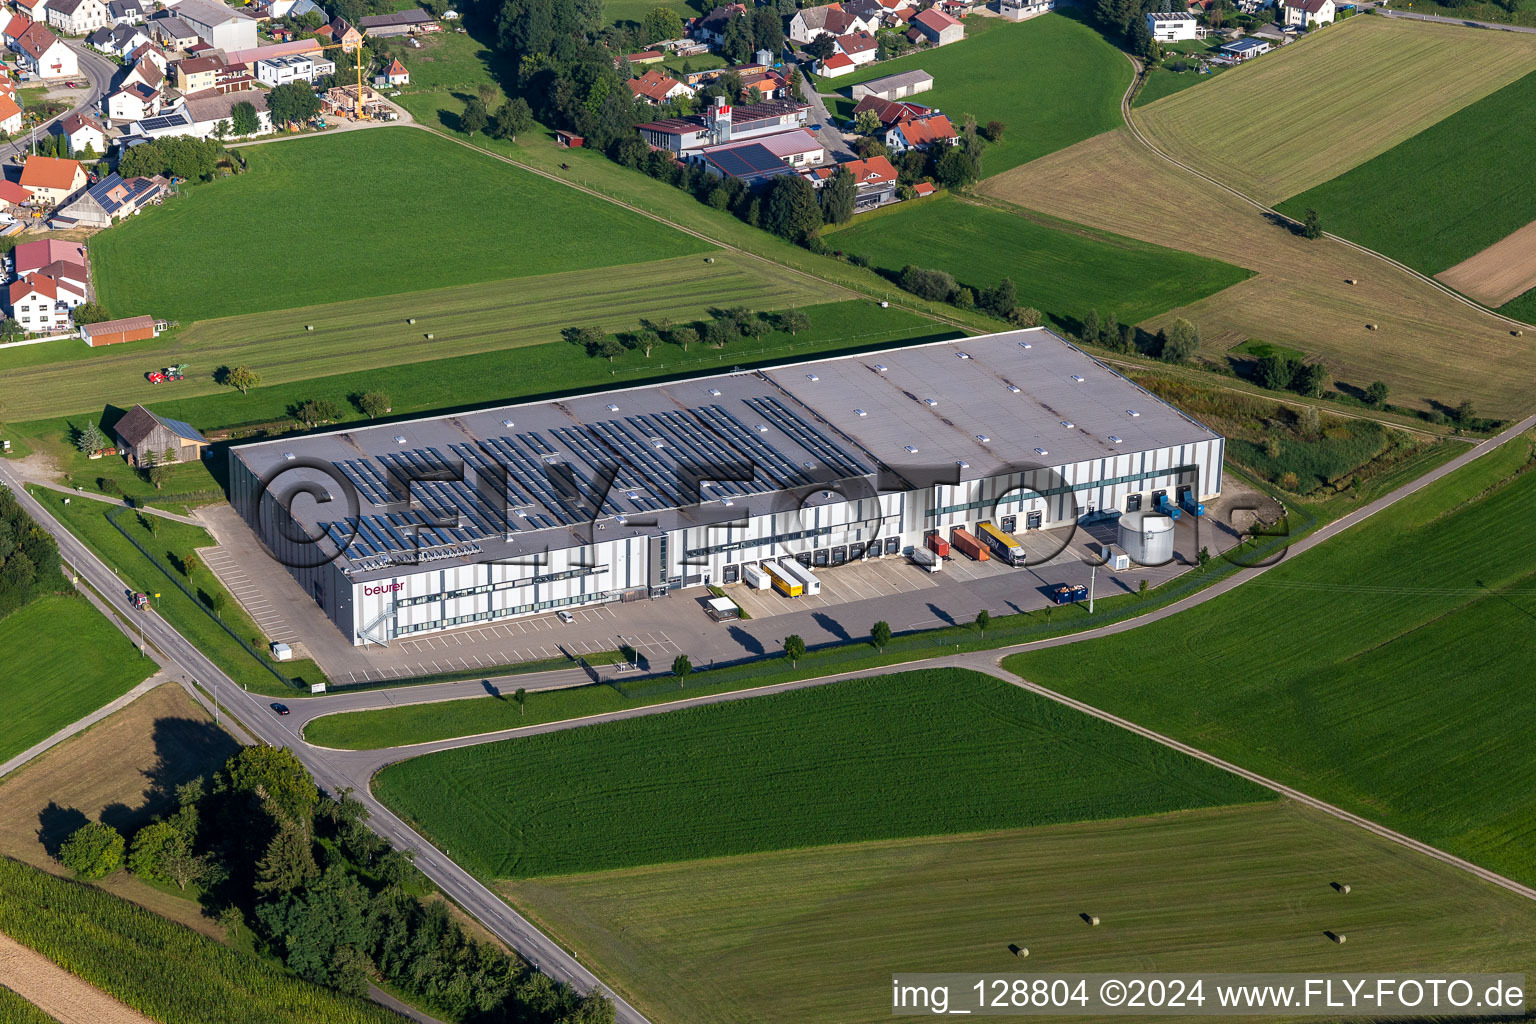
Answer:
[
  {"xmin": 507, "ymin": 801, "xmax": 1536, "ymax": 1024},
  {"xmin": 90, "ymin": 128, "xmax": 710, "ymax": 322},
  {"xmin": 27, "ymin": 491, "xmax": 324, "ymax": 696},
  {"xmin": 1277, "ymin": 69, "xmax": 1536, "ymax": 276},
  {"xmin": 0, "ymin": 595, "xmax": 151, "ymax": 765},
  {"xmin": 822, "ymin": 14, "xmax": 1130, "ymax": 176},
  {"xmin": 1133, "ymin": 61, "xmax": 1223, "ymax": 107},
  {"xmin": 0, "ymin": 298, "xmax": 943, "ymax": 434},
  {"xmin": 1, "ymin": 254, "xmax": 848, "ymax": 423},
  {"xmin": 1135, "ymin": 16, "xmax": 1536, "ymax": 203},
  {"xmin": 832, "ymin": 196, "xmax": 1251, "ymax": 326},
  {"xmin": 375, "ymin": 669, "xmax": 1268, "ymax": 879},
  {"xmin": 1007, "ymin": 431, "xmax": 1536, "ymax": 887}
]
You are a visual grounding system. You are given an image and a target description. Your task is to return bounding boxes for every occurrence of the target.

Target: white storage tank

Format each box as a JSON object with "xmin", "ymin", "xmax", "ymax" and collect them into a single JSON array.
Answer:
[{"xmin": 1118, "ymin": 510, "xmax": 1175, "ymax": 565}]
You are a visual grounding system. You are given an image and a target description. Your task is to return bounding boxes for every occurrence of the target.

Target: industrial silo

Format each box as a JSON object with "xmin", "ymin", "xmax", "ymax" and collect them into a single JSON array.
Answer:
[{"xmin": 1118, "ymin": 510, "xmax": 1175, "ymax": 565}]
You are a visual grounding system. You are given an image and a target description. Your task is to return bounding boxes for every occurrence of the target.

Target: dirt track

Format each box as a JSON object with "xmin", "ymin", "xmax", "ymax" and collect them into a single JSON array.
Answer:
[
  {"xmin": 0, "ymin": 932, "xmax": 152, "ymax": 1024},
  {"xmin": 1437, "ymin": 219, "xmax": 1536, "ymax": 306}
]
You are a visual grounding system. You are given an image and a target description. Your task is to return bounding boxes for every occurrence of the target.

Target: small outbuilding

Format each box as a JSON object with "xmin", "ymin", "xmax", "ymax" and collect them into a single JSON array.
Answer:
[
  {"xmin": 80, "ymin": 315, "xmax": 162, "ymax": 347},
  {"xmin": 112, "ymin": 403, "xmax": 208, "ymax": 467}
]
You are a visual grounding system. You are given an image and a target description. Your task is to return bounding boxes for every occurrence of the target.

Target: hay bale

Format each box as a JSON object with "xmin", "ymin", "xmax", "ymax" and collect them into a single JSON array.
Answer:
[
  {"xmin": 1326, "ymin": 930, "xmax": 1346, "ymax": 944},
  {"xmin": 425, "ymin": 333, "xmax": 434, "ymax": 340},
  {"xmin": 1331, "ymin": 882, "xmax": 1350, "ymax": 894},
  {"xmin": 1345, "ymin": 278, "xmax": 1356, "ymax": 285},
  {"xmin": 1365, "ymin": 323, "xmax": 1377, "ymax": 331},
  {"xmin": 408, "ymin": 317, "xmax": 416, "ymax": 325},
  {"xmin": 305, "ymin": 324, "xmax": 314, "ymax": 331},
  {"xmin": 1512, "ymin": 329, "xmax": 1523, "ymax": 337},
  {"xmin": 1080, "ymin": 913, "xmax": 1100, "ymax": 926}
]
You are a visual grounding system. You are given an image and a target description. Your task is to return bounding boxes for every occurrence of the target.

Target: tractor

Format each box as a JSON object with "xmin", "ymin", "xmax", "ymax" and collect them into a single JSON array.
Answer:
[{"xmin": 146, "ymin": 363, "xmax": 187, "ymax": 383}]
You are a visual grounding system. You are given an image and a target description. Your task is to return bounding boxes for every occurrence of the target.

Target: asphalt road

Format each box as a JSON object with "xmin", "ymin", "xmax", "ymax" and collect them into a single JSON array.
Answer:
[
  {"xmin": 1373, "ymin": 4, "xmax": 1536, "ymax": 31},
  {"xmin": 4, "ymin": 42, "xmax": 115, "ymax": 164},
  {"xmin": 0, "ymin": 460, "xmax": 652, "ymax": 1024},
  {"xmin": 7, "ymin": 408, "xmax": 1536, "ymax": 1019}
]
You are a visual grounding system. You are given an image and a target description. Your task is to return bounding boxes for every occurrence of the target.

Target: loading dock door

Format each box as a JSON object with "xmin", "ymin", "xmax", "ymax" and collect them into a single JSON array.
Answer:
[
  {"xmin": 1001, "ymin": 515, "xmax": 1017, "ymax": 533},
  {"xmin": 1026, "ymin": 511, "xmax": 1043, "ymax": 530},
  {"xmin": 1126, "ymin": 494, "xmax": 1142, "ymax": 512}
]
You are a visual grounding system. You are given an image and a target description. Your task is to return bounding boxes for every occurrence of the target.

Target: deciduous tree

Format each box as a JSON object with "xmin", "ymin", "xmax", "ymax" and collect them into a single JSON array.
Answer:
[
  {"xmin": 870, "ymin": 620, "xmax": 891, "ymax": 651},
  {"xmin": 60, "ymin": 821, "xmax": 123, "ymax": 879},
  {"xmin": 783, "ymin": 633, "xmax": 805, "ymax": 667}
]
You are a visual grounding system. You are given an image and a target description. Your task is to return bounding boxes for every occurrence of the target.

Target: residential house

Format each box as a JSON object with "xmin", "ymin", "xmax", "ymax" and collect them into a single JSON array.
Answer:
[
  {"xmin": 2, "ymin": 14, "xmax": 34, "ymax": 50},
  {"xmin": 106, "ymin": 82, "xmax": 162, "ymax": 121},
  {"xmin": 328, "ymin": 14, "xmax": 362, "ymax": 51},
  {"xmin": 0, "ymin": 180, "xmax": 33, "ymax": 213},
  {"xmin": 80, "ymin": 315, "xmax": 162, "ymax": 346},
  {"xmin": 883, "ymin": 111, "xmax": 956, "ymax": 152},
  {"xmin": 170, "ymin": 0, "xmax": 257, "ymax": 50},
  {"xmin": 0, "ymin": 95, "xmax": 20, "ymax": 135},
  {"xmin": 1220, "ymin": 36, "xmax": 1270, "ymax": 60},
  {"xmin": 53, "ymin": 172, "xmax": 163, "ymax": 227},
  {"xmin": 637, "ymin": 97, "xmax": 809, "ymax": 156},
  {"xmin": 108, "ymin": 0, "xmax": 144, "ymax": 24},
  {"xmin": 691, "ymin": 3, "xmax": 746, "ymax": 46},
  {"xmin": 14, "ymin": 238, "xmax": 86, "ymax": 276},
  {"xmin": 909, "ymin": 7, "xmax": 963, "ymax": 44},
  {"xmin": 57, "ymin": 110, "xmax": 106, "ymax": 153},
  {"xmin": 788, "ymin": 3, "xmax": 876, "ymax": 43},
  {"xmin": 834, "ymin": 29, "xmax": 877, "ymax": 64},
  {"xmin": 815, "ymin": 154, "xmax": 897, "ymax": 209},
  {"xmin": 699, "ymin": 141, "xmax": 798, "ymax": 187},
  {"xmin": 16, "ymin": 22, "xmax": 78, "ymax": 77},
  {"xmin": 86, "ymin": 21, "xmax": 148, "ymax": 54},
  {"xmin": 35, "ymin": 263, "xmax": 86, "ymax": 305},
  {"xmin": 17, "ymin": 155, "xmax": 86, "ymax": 205},
  {"xmin": 253, "ymin": 52, "xmax": 331, "ymax": 85},
  {"xmin": 849, "ymin": 68, "xmax": 932, "ymax": 101},
  {"xmin": 257, "ymin": 0, "xmax": 323, "ymax": 18},
  {"xmin": 126, "ymin": 40, "xmax": 168, "ymax": 71},
  {"xmin": 175, "ymin": 53, "xmax": 220, "ymax": 92},
  {"xmin": 47, "ymin": 0, "xmax": 108, "ymax": 34},
  {"xmin": 13, "ymin": 0, "xmax": 50, "ymax": 25},
  {"xmin": 1145, "ymin": 10, "xmax": 1198, "ymax": 39},
  {"xmin": 7, "ymin": 277, "xmax": 68, "ymax": 333},
  {"xmin": 851, "ymin": 93, "xmax": 929, "ymax": 128},
  {"xmin": 214, "ymin": 58, "xmax": 253, "ymax": 92},
  {"xmin": 817, "ymin": 52, "xmax": 855, "ymax": 77},
  {"xmin": 149, "ymin": 15, "xmax": 198, "ymax": 49},
  {"xmin": 1282, "ymin": 0, "xmax": 1334, "ymax": 25},
  {"xmin": 357, "ymin": 8, "xmax": 438, "ymax": 35},
  {"xmin": 699, "ymin": 126, "xmax": 825, "ymax": 169},
  {"xmin": 627, "ymin": 68, "xmax": 691, "ymax": 105},
  {"xmin": 738, "ymin": 66, "xmax": 786, "ymax": 99},
  {"xmin": 383, "ymin": 56, "xmax": 408, "ymax": 85},
  {"xmin": 996, "ymin": 0, "xmax": 1056, "ymax": 20},
  {"xmin": 112, "ymin": 405, "xmax": 209, "ymax": 467},
  {"xmin": 121, "ymin": 56, "xmax": 165, "ymax": 93}
]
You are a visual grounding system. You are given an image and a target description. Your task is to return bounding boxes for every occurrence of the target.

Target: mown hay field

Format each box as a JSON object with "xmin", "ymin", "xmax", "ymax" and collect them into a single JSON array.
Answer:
[
  {"xmin": 0, "ymin": 252, "xmax": 842, "ymax": 422},
  {"xmin": 1008, "ymin": 432, "xmax": 1536, "ymax": 888},
  {"xmin": 375, "ymin": 669, "xmax": 1270, "ymax": 880},
  {"xmin": 507, "ymin": 801, "xmax": 1536, "ymax": 1024},
  {"xmin": 1276, "ymin": 69, "xmax": 1536, "ymax": 287},
  {"xmin": 980, "ymin": 128, "xmax": 1535, "ymax": 417},
  {"xmin": 1136, "ymin": 17, "xmax": 1536, "ymax": 203}
]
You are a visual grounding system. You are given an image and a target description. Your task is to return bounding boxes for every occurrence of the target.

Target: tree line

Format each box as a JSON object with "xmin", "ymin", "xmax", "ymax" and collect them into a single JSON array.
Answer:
[
  {"xmin": 57, "ymin": 745, "xmax": 613, "ymax": 1024},
  {"xmin": 563, "ymin": 307, "xmax": 812, "ymax": 361},
  {"xmin": 0, "ymin": 485, "xmax": 63, "ymax": 619}
]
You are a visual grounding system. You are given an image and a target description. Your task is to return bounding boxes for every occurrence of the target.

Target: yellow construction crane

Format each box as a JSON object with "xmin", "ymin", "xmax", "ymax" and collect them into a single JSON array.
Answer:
[{"xmin": 312, "ymin": 35, "xmax": 371, "ymax": 121}]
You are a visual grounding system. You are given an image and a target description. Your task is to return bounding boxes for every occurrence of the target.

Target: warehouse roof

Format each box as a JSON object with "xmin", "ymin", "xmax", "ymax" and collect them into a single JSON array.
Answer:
[{"xmin": 231, "ymin": 329, "xmax": 1219, "ymax": 580}]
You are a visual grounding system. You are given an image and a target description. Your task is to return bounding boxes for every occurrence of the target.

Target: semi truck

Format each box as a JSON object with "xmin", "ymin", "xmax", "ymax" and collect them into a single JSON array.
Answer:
[
  {"xmin": 778, "ymin": 558, "xmax": 821, "ymax": 597},
  {"xmin": 977, "ymin": 521, "xmax": 1026, "ymax": 565},
  {"xmin": 925, "ymin": 532, "xmax": 950, "ymax": 557},
  {"xmin": 910, "ymin": 545, "xmax": 942, "ymax": 573},
  {"xmin": 950, "ymin": 527, "xmax": 989, "ymax": 561},
  {"xmin": 762, "ymin": 561, "xmax": 802, "ymax": 598},
  {"xmin": 740, "ymin": 563, "xmax": 770, "ymax": 590}
]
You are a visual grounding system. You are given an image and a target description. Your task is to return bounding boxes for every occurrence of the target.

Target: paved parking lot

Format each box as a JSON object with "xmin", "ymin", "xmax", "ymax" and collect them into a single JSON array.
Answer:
[{"xmin": 197, "ymin": 484, "xmax": 1269, "ymax": 685}]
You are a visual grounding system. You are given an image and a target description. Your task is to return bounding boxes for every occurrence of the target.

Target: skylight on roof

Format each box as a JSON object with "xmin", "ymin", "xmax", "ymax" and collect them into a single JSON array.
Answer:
[
  {"xmin": 976, "ymin": 434, "xmax": 990, "ymax": 443},
  {"xmin": 708, "ymin": 388, "xmax": 721, "ymax": 396},
  {"xmin": 873, "ymin": 363, "xmax": 887, "ymax": 372},
  {"xmin": 1108, "ymin": 435, "xmax": 1122, "ymax": 444},
  {"xmin": 806, "ymin": 373, "xmax": 819, "ymax": 381},
  {"xmin": 1061, "ymin": 420, "xmax": 1075, "ymax": 429},
  {"xmin": 1035, "ymin": 447, "xmax": 1048, "ymax": 456},
  {"xmin": 502, "ymin": 419, "xmax": 514, "ymax": 428},
  {"xmin": 1006, "ymin": 384, "xmax": 1020, "ymax": 393},
  {"xmin": 282, "ymin": 452, "xmax": 295, "ymax": 461},
  {"xmin": 1072, "ymin": 375, "xmax": 1085, "ymax": 382},
  {"xmin": 607, "ymin": 403, "xmax": 619, "ymax": 412},
  {"xmin": 854, "ymin": 408, "xmax": 867, "ymax": 416},
  {"xmin": 393, "ymin": 435, "xmax": 407, "ymax": 445},
  {"xmin": 1019, "ymin": 341, "xmax": 1032, "ymax": 349},
  {"xmin": 1128, "ymin": 409, "xmax": 1141, "ymax": 417},
  {"xmin": 904, "ymin": 445, "xmax": 919, "ymax": 454}
]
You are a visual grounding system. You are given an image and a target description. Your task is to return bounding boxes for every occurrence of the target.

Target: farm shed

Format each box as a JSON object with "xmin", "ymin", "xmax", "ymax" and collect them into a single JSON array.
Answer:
[
  {"xmin": 80, "ymin": 315, "xmax": 161, "ymax": 346},
  {"xmin": 114, "ymin": 404, "xmax": 208, "ymax": 468}
]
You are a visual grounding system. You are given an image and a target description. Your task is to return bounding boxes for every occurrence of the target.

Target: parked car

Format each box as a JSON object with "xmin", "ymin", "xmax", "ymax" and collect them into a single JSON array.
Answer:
[{"xmin": 556, "ymin": 610, "xmax": 574, "ymax": 623}]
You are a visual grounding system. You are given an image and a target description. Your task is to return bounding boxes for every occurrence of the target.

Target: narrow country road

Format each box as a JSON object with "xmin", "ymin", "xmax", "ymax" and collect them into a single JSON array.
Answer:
[
  {"xmin": 4, "ymin": 42, "xmax": 115, "ymax": 164},
  {"xmin": 1374, "ymin": 4, "xmax": 1536, "ymax": 32},
  {"xmin": 6, "ymin": 407, "xmax": 1534, "ymax": 1019}
]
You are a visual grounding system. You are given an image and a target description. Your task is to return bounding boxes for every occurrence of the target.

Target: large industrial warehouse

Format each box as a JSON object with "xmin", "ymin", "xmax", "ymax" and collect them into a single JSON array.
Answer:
[{"xmin": 228, "ymin": 328, "xmax": 1224, "ymax": 646}]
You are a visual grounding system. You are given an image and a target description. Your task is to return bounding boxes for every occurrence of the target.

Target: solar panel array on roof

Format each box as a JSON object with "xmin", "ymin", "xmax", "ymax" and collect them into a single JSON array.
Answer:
[
  {"xmin": 705, "ymin": 143, "xmax": 796, "ymax": 183},
  {"xmin": 137, "ymin": 111, "xmax": 192, "ymax": 133}
]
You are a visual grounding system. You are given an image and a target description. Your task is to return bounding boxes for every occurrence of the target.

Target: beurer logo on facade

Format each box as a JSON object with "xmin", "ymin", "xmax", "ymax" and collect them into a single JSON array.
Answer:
[{"xmin": 363, "ymin": 583, "xmax": 405, "ymax": 596}]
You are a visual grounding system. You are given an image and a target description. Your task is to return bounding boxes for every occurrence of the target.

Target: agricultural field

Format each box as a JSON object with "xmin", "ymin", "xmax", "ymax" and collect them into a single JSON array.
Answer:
[
  {"xmin": 0, "ymin": 857, "xmax": 405, "ymax": 1024},
  {"xmin": 831, "ymin": 196, "xmax": 1250, "ymax": 327},
  {"xmin": 0, "ymin": 985, "xmax": 55, "ymax": 1024},
  {"xmin": 0, "ymin": 595, "xmax": 152, "ymax": 765},
  {"xmin": 508, "ymin": 801, "xmax": 1536, "ymax": 1024},
  {"xmin": 823, "ymin": 14, "xmax": 1131, "ymax": 176},
  {"xmin": 0, "ymin": 682, "xmax": 241, "ymax": 939},
  {"xmin": 1135, "ymin": 17, "xmax": 1536, "ymax": 203},
  {"xmin": 90, "ymin": 128, "xmax": 711, "ymax": 322},
  {"xmin": 1, "ymin": 254, "xmax": 845, "ymax": 423},
  {"xmin": 1133, "ymin": 60, "xmax": 1222, "ymax": 107},
  {"xmin": 980, "ymin": 128, "xmax": 1534, "ymax": 418},
  {"xmin": 1276, "ymin": 69, "xmax": 1536, "ymax": 295},
  {"xmin": 1007, "ymin": 432, "xmax": 1536, "ymax": 887},
  {"xmin": 375, "ymin": 669, "xmax": 1269, "ymax": 879}
]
